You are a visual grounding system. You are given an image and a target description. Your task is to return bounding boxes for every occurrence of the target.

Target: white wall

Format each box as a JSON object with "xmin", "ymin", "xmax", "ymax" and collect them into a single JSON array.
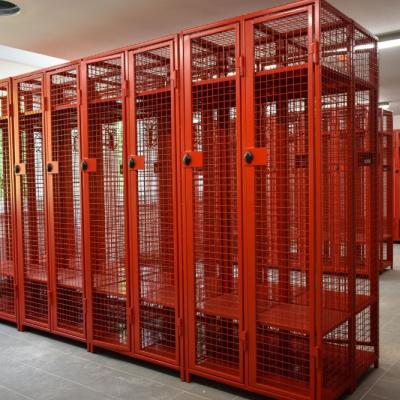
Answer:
[
  {"xmin": 394, "ymin": 115, "xmax": 400, "ymax": 129},
  {"xmin": 0, "ymin": 59, "xmax": 37, "ymax": 79}
]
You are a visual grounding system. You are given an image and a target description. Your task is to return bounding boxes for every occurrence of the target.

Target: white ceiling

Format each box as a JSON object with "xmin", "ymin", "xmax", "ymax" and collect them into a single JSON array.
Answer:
[{"xmin": 0, "ymin": 0, "xmax": 399, "ymax": 114}]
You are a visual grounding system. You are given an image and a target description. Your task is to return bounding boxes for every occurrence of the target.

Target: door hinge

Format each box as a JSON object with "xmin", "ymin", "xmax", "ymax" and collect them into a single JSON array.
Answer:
[
  {"xmin": 177, "ymin": 317, "xmax": 183, "ymax": 337},
  {"xmin": 83, "ymin": 297, "xmax": 87, "ymax": 315},
  {"xmin": 312, "ymin": 41, "xmax": 320, "ymax": 65},
  {"xmin": 171, "ymin": 69, "xmax": 178, "ymax": 89},
  {"xmin": 79, "ymin": 89, "xmax": 83, "ymax": 106},
  {"xmin": 8, "ymin": 102, "xmax": 13, "ymax": 117},
  {"xmin": 240, "ymin": 330, "xmax": 248, "ymax": 352},
  {"xmin": 43, "ymin": 96, "xmax": 49, "ymax": 112},
  {"xmin": 48, "ymin": 290, "xmax": 53, "ymax": 305},
  {"xmin": 123, "ymin": 80, "xmax": 129, "ymax": 98},
  {"xmin": 128, "ymin": 307, "xmax": 134, "ymax": 325},
  {"xmin": 238, "ymin": 56, "xmax": 245, "ymax": 77},
  {"xmin": 314, "ymin": 346, "xmax": 322, "ymax": 370},
  {"xmin": 14, "ymin": 283, "xmax": 18, "ymax": 298}
]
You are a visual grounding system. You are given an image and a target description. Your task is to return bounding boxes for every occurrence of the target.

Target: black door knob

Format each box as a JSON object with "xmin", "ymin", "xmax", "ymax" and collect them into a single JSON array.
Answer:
[
  {"xmin": 128, "ymin": 157, "xmax": 135, "ymax": 169},
  {"xmin": 47, "ymin": 163, "xmax": 53, "ymax": 172},
  {"xmin": 81, "ymin": 160, "xmax": 88, "ymax": 171},
  {"xmin": 182, "ymin": 153, "xmax": 192, "ymax": 166},
  {"xmin": 14, "ymin": 165, "xmax": 20, "ymax": 174},
  {"xmin": 244, "ymin": 151, "xmax": 254, "ymax": 164}
]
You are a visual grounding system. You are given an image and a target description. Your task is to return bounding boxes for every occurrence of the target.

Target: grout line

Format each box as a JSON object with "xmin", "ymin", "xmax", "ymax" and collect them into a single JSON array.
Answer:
[{"xmin": 0, "ymin": 383, "xmax": 34, "ymax": 400}]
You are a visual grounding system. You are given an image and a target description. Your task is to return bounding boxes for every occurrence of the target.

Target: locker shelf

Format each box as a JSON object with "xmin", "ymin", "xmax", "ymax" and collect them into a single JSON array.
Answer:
[
  {"xmin": 198, "ymin": 294, "xmax": 239, "ymax": 320},
  {"xmin": 141, "ymin": 284, "xmax": 175, "ymax": 308},
  {"xmin": 0, "ymin": 261, "xmax": 14, "ymax": 277}
]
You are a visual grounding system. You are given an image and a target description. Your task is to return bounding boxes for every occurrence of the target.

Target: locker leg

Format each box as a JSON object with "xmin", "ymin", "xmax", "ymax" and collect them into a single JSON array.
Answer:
[
  {"xmin": 17, "ymin": 324, "xmax": 25, "ymax": 332},
  {"xmin": 374, "ymin": 360, "xmax": 379, "ymax": 369},
  {"xmin": 87, "ymin": 342, "xmax": 94, "ymax": 353}
]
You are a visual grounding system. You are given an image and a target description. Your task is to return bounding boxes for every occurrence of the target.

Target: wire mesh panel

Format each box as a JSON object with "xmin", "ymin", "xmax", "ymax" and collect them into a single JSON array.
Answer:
[
  {"xmin": 183, "ymin": 26, "xmax": 243, "ymax": 381},
  {"xmin": 394, "ymin": 130, "xmax": 400, "ymax": 242},
  {"xmin": 244, "ymin": 9, "xmax": 313, "ymax": 397},
  {"xmin": 0, "ymin": 81, "xmax": 16, "ymax": 321},
  {"xmin": 378, "ymin": 109, "xmax": 393, "ymax": 272},
  {"xmin": 83, "ymin": 55, "xmax": 128, "ymax": 349},
  {"xmin": 319, "ymin": 3, "xmax": 378, "ymax": 398},
  {"xmin": 46, "ymin": 66, "xmax": 85, "ymax": 337},
  {"xmin": 14, "ymin": 75, "xmax": 49, "ymax": 327},
  {"xmin": 129, "ymin": 42, "xmax": 179, "ymax": 363}
]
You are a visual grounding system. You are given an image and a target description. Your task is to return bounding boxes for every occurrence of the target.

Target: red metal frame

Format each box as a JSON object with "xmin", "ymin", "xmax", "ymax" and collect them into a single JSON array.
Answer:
[
  {"xmin": 378, "ymin": 109, "xmax": 393, "ymax": 271},
  {"xmin": 127, "ymin": 37, "xmax": 182, "ymax": 368},
  {"xmin": 44, "ymin": 63, "xmax": 86, "ymax": 339},
  {"xmin": 1, "ymin": 1, "xmax": 379, "ymax": 399},
  {"xmin": 80, "ymin": 52, "xmax": 131, "ymax": 353},
  {"xmin": 394, "ymin": 129, "xmax": 400, "ymax": 242},
  {"xmin": 0, "ymin": 79, "xmax": 18, "ymax": 324},
  {"xmin": 13, "ymin": 72, "xmax": 51, "ymax": 331}
]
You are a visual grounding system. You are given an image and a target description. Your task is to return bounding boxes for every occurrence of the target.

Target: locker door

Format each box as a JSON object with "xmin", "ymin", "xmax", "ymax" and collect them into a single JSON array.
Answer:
[
  {"xmin": 0, "ymin": 80, "xmax": 17, "ymax": 322},
  {"xmin": 182, "ymin": 24, "xmax": 244, "ymax": 382},
  {"xmin": 128, "ymin": 40, "xmax": 180, "ymax": 365},
  {"xmin": 45, "ymin": 65, "xmax": 85, "ymax": 339},
  {"xmin": 81, "ymin": 54, "xmax": 130, "ymax": 351},
  {"xmin": 243, "ymin": 8, "xmax": 316, "ymax": 399},
  {"xmin": 13, "ymin": 75, "xmax": 50, "ymax": 329}
]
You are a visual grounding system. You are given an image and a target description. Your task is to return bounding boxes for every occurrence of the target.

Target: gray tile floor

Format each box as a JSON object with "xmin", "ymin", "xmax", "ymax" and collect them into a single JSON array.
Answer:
[{"xmin": 0, "ymin": 248, "xmax": 399, "ymax": 400}]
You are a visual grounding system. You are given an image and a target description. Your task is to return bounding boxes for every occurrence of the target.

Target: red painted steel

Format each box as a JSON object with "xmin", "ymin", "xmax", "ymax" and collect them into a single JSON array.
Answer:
[
  {"xmin": 0, "ymin": 79, "xmax": 17, "ymax": 323},
  {"xmin": 394, "ymin": 129, "xmax": 400, "ymax": 242},
  {"xmin": 45, "ymin": 64, "xmax": 86, "ymax": 339},
  {"xmin": 127, "ymin": 38, "xmax": 181, "ymax": 366},
  {"xmin": 13, "ymin": 73, "xmax": 50, "ymax": 330},
  {"xmin": 182, "ymin": 23, "xmax": 245, "ymax": 384},
  {"xmin": 378, "ymin": 109, "xmax": 393, "ymax": 271},
  {"xmin": 0, "ymin": 1, "xmax": 379, "ymax": 399},
  {"xmin": 80, "ymin": 53, "xmax": 130, "ymax": 351}
]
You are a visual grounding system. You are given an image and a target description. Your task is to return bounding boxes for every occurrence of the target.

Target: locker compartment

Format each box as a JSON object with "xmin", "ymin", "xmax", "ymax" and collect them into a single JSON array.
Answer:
[
  {"xmin": 182, "ymin": 27, "xmax": 242, "ymax": 380},
  {"xmin": 83, "ymin": 55, "xmax": 128, "ymax": 348},
  {"xmin": 14, "ymin": 76, "xmax": 49, "ymax": 327},
  {"xmin": 378, "ymin": 109, "xmax": 393, "ymax": 272},
  {"xmin": 394, "ymin": 129, "xmax": 400, "ymax": 242},
  {"xmin": 46, "ymin": 66, "xmax": 85, "ymax": 336},
  {"xmin": 129, "ymin": 42, "xmax": 179, "ymax": 364},
  {"xmin": 0, "ymin": 81, "xmax": 16, "ymax": 321}
]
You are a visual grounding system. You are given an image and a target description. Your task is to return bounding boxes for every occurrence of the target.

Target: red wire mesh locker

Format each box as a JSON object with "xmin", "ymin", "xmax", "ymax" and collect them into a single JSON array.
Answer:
[
  {"xmin": 81, "ymin": 54, "xmax": 129, "ymax": 351},
  {"xmin": 378, "ymin": 109, "xmax": 393, "ymax": 272},
  {"xmin": 318, "ymin": 5, "xmax": 378, "ymax": 399},
  {"xmin": 243, "ymin": 7, "xmax": 314, "ymax": 399},
  {"xmin": 45, "ymin": 65, "xmax": 85, "ymax": 339},
  {"xmin": 128, "ymin": 40, "xmax": 180, "ymax": 366},
  {"xmin": 13, "ymin": 74, "xmax": 50, "ymax": 329},
  {"xmin": 0, "ymin": 80, "xmax": 17, "ymax": 322},
  {"xmin": 394, "ymin": 129, "xmax": 400, "ymax": 242},
  {"xmin": 182, "ymin": 25, "xmax": 244, "ymax": 382}
]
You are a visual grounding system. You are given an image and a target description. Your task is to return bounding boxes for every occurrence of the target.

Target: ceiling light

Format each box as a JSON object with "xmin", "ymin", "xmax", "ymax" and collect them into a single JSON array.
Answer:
[
  {"xmin": 378, "ymin": 39, "xmax": 400, "ymax": 50},
  {"xmin": 379, "ymin": 102, "xmax": 390, "ymax": 110},
  {"xmin": 0, "ymin": 1, "xmax": 19, "ymax": 16}
]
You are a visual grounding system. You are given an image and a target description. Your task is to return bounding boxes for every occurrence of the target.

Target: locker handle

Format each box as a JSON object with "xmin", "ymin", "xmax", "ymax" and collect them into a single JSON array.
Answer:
[
  {"xmin": 127, "ymin": 155, "xmax": 145, "ymax": 170},
  {"xmin": 14, "ymin": 163, "xmax": 26, "ymax": 175},
  {"xmin": 243, "ymin": 151, "xmax": 254, "ymax": 164},
  {"xmin": 81, "ymin": 160, "xmax": 88, "ymax": 171},
  {"xmin": 243, "ymin": 148, "xmax": 268, "ymax": 166},
  {"xmin": 128, "ymin": 157, "xmax": 135, "ymax": 169},
  {"xmin": 47, "ymin": 163, "xmax": 53, "ymax": 173},
  {"xmin": 182, "ymin": 153, "xmax": 191, "ymax": 166},
  {"xmin": 182, "ymin": 151, "xmax": 203, "ymax": 168}
]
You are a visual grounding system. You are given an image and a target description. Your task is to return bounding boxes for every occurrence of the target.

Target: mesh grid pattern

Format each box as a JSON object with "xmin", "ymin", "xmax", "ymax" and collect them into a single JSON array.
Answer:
[
  {"xmin": 378, "ymin": 109, "xmax": 393, "ymax": 271},
  {"xmin": 394, "ymin": 130, "xmax": 400, "ymax": 242},
  {"xmin": 134, "ymin": 45, "xmax": 176, "ymax": 360},
  {"xmin": 49, "ymin": 68, "xmax": 84, "ymax": 334},
  {"xmin": 18, "ymin": 77, "xmax": 48, "ymax": 324},
  {"xmin": 320, "ymin": 4, "xmax": 378, "ymax": 396},
  {"xmin": 252, "ymin": 13, "xmax": 310, "ymax": 391},
  {"xmin": 0, "ymin": 83, "xmax": 15, "ymax": 318},
  {"xmin": 190, "ymin": 29, "xmax": 240, "ymax": 375},
  {"xmin": 87, "ymin": 57, "xmax": 127, "ymax": 345}
]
